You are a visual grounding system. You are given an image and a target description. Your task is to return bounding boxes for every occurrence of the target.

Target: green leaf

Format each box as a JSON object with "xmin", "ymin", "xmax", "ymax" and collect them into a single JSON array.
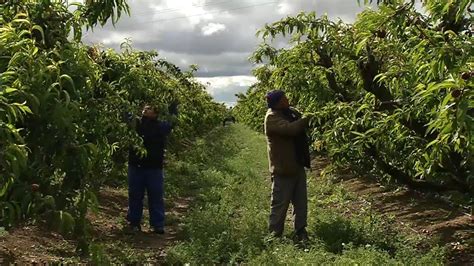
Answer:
[
  {"xmin": 59, "ymin": 211, "xmax": 75, "ymax": 235},
  {"xmin": 351, "ymin": 131, "xmax": 366, "ymax": 137},
  {"xmin": 31, "ymin": 25, "xmax": 45, "ymax": 44},
  {"xmin": 12, "ymin": 19, "xmax": 31, "ymax": 25},
  {"xmin": 355, "ymin": 37, "xmax": 369, "ymax": 56},
  {"xmin": 60, "ymin": 74, "xmax": 76, "ymax": 92},
  {"xmin": 1, "ymin": 87, "xmax": 18, "ymax": 94},
  {"xmin": 0, "ymin": 176, "xmax": 14, "ymax": 197},
  {"xmin": 62, "ymin": 90, "xmax": 71, "ymax": 106}
]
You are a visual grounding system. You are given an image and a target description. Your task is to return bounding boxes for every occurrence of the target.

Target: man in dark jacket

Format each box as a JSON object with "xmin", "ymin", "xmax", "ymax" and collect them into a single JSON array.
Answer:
[
  {"xmin": 126, "ymin": 102, "xmax": 178, "ymax": 234},
  {"xmin": 264, "ymin": 90, "xmax": 311, "ymax": 242}
]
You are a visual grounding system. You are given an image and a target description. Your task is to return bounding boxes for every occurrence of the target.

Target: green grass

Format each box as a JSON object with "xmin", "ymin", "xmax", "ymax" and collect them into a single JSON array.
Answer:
[
  {"xmin": 1, "ymin": 123, "xmax": 447, "ymax": 264},
  {"xmin": 164, "ymin": 124, "xmax": 445, "ymax": 265}
]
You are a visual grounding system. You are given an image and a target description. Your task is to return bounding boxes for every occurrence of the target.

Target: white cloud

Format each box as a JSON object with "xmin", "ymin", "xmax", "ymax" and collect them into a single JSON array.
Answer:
[
  {"xmin": 277, "ymin": 2, "xmax": 292, "ymax": 14},
  {"xmin": 195, "ymin": 75, "xmax": 256, "ymax": 95},
  {"xmin": 201, "ymin": 23, "xmax": 226, "ymax": 36},
  {"xmin": 83, "ymin": 0, "xmax": 372, "ymax": 104},
  {"xmin": 148, "ymin": 0, "xmax": 215, "ymax": 28},
  {"xmin": 224, "ymin": 101, "xmax": 237, "ymax": 107},
  {"xmin": 100, "ymin": 32, "xmax": 133, "ymax": 45},
  {"xmin": 195, "ymin": 75, "xmax": 256, "ymax": 106}
]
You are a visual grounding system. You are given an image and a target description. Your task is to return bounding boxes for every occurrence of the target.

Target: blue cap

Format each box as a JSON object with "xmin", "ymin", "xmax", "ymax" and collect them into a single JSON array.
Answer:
[{"xmin": 266, "ymin": 90, "xmax": 285, "ymax": 108}]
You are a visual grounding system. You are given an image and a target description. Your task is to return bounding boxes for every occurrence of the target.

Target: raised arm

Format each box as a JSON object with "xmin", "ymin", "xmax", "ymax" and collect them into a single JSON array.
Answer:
[
  {"xmin": 154, "ymin": 100, "xmax": 179, "ymax": 137},
  {"xmin": 265, "ymin": 112, "xmax": 308, "ymax": 137}
]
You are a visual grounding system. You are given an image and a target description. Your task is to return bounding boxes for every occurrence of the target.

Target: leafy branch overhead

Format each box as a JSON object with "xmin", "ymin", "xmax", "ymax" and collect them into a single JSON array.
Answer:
[
  {"xmin": 236, "ymin": 0, "xmax": 473, "ymax": 193},
  {"xmin": 0, "ymin": 0, "xmax": 226, "ymax": 255}
]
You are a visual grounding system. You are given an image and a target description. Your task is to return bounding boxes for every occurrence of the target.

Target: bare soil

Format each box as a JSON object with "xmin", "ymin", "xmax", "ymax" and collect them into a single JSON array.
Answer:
[
  {"xmin": 1, "ymin": 157, "xmax": 472, "ymax": 264},
  {"xmin": 0, "ymin": 187, "xmax": 190, "ymax": 264},
  {"xmin": 311, "ymin": 156, "xmax": 474, "ymax": 265}
]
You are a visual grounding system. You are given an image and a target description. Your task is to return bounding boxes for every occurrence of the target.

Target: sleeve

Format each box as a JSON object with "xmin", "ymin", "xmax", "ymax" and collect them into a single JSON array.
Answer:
[
  {"xmin": 290, "ymin": 108, "xmax": 302, "ymax": 119},
  {"xmin": 265, "ymin": 113, "xmax": 308, "ymax": 137},
  {"xmin": 121, "ymin": 112, "xmax": 138, "ymax": 129},
  {"xmin": 157, "ymin": 121, "xmax": 173, "ymax": 136}
]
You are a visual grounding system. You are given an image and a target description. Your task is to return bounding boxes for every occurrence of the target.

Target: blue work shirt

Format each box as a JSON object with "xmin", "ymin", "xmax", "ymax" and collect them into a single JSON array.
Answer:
[{"xmin": 128, "ymin": 117, "xmax": 172, "ymax": 169}]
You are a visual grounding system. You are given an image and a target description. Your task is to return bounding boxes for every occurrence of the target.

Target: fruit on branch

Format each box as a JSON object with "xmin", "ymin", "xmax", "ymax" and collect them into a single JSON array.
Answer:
[
  {"xmin": 461, "ymin": 71, "xmax": 473, "ymax": 80},
  {"xmin": 375, "ymin": 30, "xmax": 387, "ymax": 38},
  {"xmin": 451, "ymin": 89, "xmax": 462, "ymax": 98},
  {"xmin": 31, "ymin": 184, "xmax": 40, "ymax": 192}
]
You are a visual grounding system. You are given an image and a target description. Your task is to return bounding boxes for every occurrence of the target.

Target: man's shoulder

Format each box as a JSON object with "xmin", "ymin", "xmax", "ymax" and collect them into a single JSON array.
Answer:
[
  {"xmin": 265, "ymin": 108, "xmax": 279, "ymax": 117},
  {"xmin": 267, "ymin": 108, "xmax": 288, "ymax": 118},
  {"xmin": 265, "ymin": 109, "xmax": 285, "ymax": 125},
  {"xmin": 265, "ymin": 108, "xmax": 276, "ymax": 120}
]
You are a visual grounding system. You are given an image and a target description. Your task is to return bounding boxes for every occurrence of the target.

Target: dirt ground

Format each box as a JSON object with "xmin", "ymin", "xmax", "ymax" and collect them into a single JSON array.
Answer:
[
  {"xmin": 0, "ymin": 187, "xmax": 190, "ymax": 264},
  {"xmin": 1, "ymin": 158, "xmax": 472, "ymax": 264},
  {"xmin": 311, "ymin": 157, "xmax": 474, "ymax": 265}
]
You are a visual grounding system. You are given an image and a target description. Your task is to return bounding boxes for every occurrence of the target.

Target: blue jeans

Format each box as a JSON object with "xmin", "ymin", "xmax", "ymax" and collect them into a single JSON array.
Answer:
[{"xmin": 127, "ymin": 165, "xmax": 165, "ymax": 228}]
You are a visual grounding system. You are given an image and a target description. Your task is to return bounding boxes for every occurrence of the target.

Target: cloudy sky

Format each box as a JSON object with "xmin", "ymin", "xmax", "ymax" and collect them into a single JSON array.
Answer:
[{"xmin": 83, "ymin": 0, "xmax": 374, "ymax": 106}]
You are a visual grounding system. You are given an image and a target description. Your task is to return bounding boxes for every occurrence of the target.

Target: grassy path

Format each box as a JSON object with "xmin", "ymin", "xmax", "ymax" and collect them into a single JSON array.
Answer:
[
  {"xmin": 1, "ymin": 124, "xmax": 455, "ymax": 264},
  {"xmin": 164, "ymin": 124, "xmax": 445, "ymax": 265}
]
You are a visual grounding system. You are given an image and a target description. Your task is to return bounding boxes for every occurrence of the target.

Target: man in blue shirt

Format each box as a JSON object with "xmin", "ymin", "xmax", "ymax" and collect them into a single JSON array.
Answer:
[{"xmin": 126, "ymin": 102, "xmax": 178, "ymax": 234}]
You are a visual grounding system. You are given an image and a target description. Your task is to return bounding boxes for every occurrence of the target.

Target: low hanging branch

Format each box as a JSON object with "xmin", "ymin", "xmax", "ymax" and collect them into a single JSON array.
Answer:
[
  {"xmin": 310, "ymin": 46, "xmax": 352, "ymax": 102},
  {"xmin": 306, "ymin": 39, "xmax": 470, "ymax": 192},
  {"xmin": 238, "ymin": 3, "xmax": 472, "ymax": 195},
  {"xmin": 356, "ymin": 45, "xmax": 470, "ymax": 190},
  {"xmin": 364, "ymin": 144, "xmax": 468, "ymax": 193}
]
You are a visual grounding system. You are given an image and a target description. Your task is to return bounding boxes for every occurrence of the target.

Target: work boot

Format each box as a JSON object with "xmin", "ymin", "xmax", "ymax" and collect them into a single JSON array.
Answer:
[
  {"xmin": 124, "ymin": 224, "xmax": 141, "ymax": 234},
  {"xmin": 294, "ymin": 228, "xmax": 310, "ymax": 246},
  {"xmin": 153, "ymin": 227, "xmax": 165, "ymax": 234}
]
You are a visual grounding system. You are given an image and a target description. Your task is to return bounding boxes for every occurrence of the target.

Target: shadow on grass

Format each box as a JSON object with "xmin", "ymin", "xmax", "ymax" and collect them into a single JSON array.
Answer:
[{"xmin": 312, "ymin": 215, "xmax": 398, "ymax": 255}]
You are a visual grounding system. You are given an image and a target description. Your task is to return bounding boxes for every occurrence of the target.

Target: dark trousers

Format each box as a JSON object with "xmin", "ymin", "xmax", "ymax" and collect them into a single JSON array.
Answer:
[
  {"xmin": 269, "ymin": 170, "xmax": 307, "ymax": 236},
  {"xmin": 127, "ymin": 165, "xmax": 165, "ymax": 228}
]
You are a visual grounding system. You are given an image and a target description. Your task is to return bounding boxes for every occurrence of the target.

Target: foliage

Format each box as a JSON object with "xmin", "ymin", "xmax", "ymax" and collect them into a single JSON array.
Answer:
[
  {"xmin": 234, "ymin": 0, "xmax": 473, "ymax": 194},
  {"xmin": 0, "ymin": 0, "xmax": 225, "ymax": 255}
]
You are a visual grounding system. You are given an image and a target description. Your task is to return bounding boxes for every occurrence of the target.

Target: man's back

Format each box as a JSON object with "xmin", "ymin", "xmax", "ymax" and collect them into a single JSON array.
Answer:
[
  {"xmin": 264, "ymin": 108, "xmax": 308, "ymax": 177},
  {"xmin": 129, "ymin": 117, "xmax": 172, "ymax": 169}
]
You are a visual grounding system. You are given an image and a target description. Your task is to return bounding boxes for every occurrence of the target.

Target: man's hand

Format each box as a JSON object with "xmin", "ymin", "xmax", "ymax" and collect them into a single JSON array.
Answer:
[
  {"xmin": 121, "ymin": 111, "xmax": 134, "ymax": 122},
  {"xmin": 121, "ymin": 111, "xmax": 137, "ymax": 128}
]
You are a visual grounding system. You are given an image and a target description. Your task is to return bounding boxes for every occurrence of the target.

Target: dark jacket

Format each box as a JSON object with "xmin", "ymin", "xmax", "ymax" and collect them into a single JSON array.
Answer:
[
  {"xmin": 282, "ymin": 108, "xmax": 311, "ymax": 169},
  {"xmin": 128, "ymin": 117, "xmax": 172, "ymax": 169},
  {"xmin": 264, "ymin": 108, "xmax": 310, "ymax": 177}
]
